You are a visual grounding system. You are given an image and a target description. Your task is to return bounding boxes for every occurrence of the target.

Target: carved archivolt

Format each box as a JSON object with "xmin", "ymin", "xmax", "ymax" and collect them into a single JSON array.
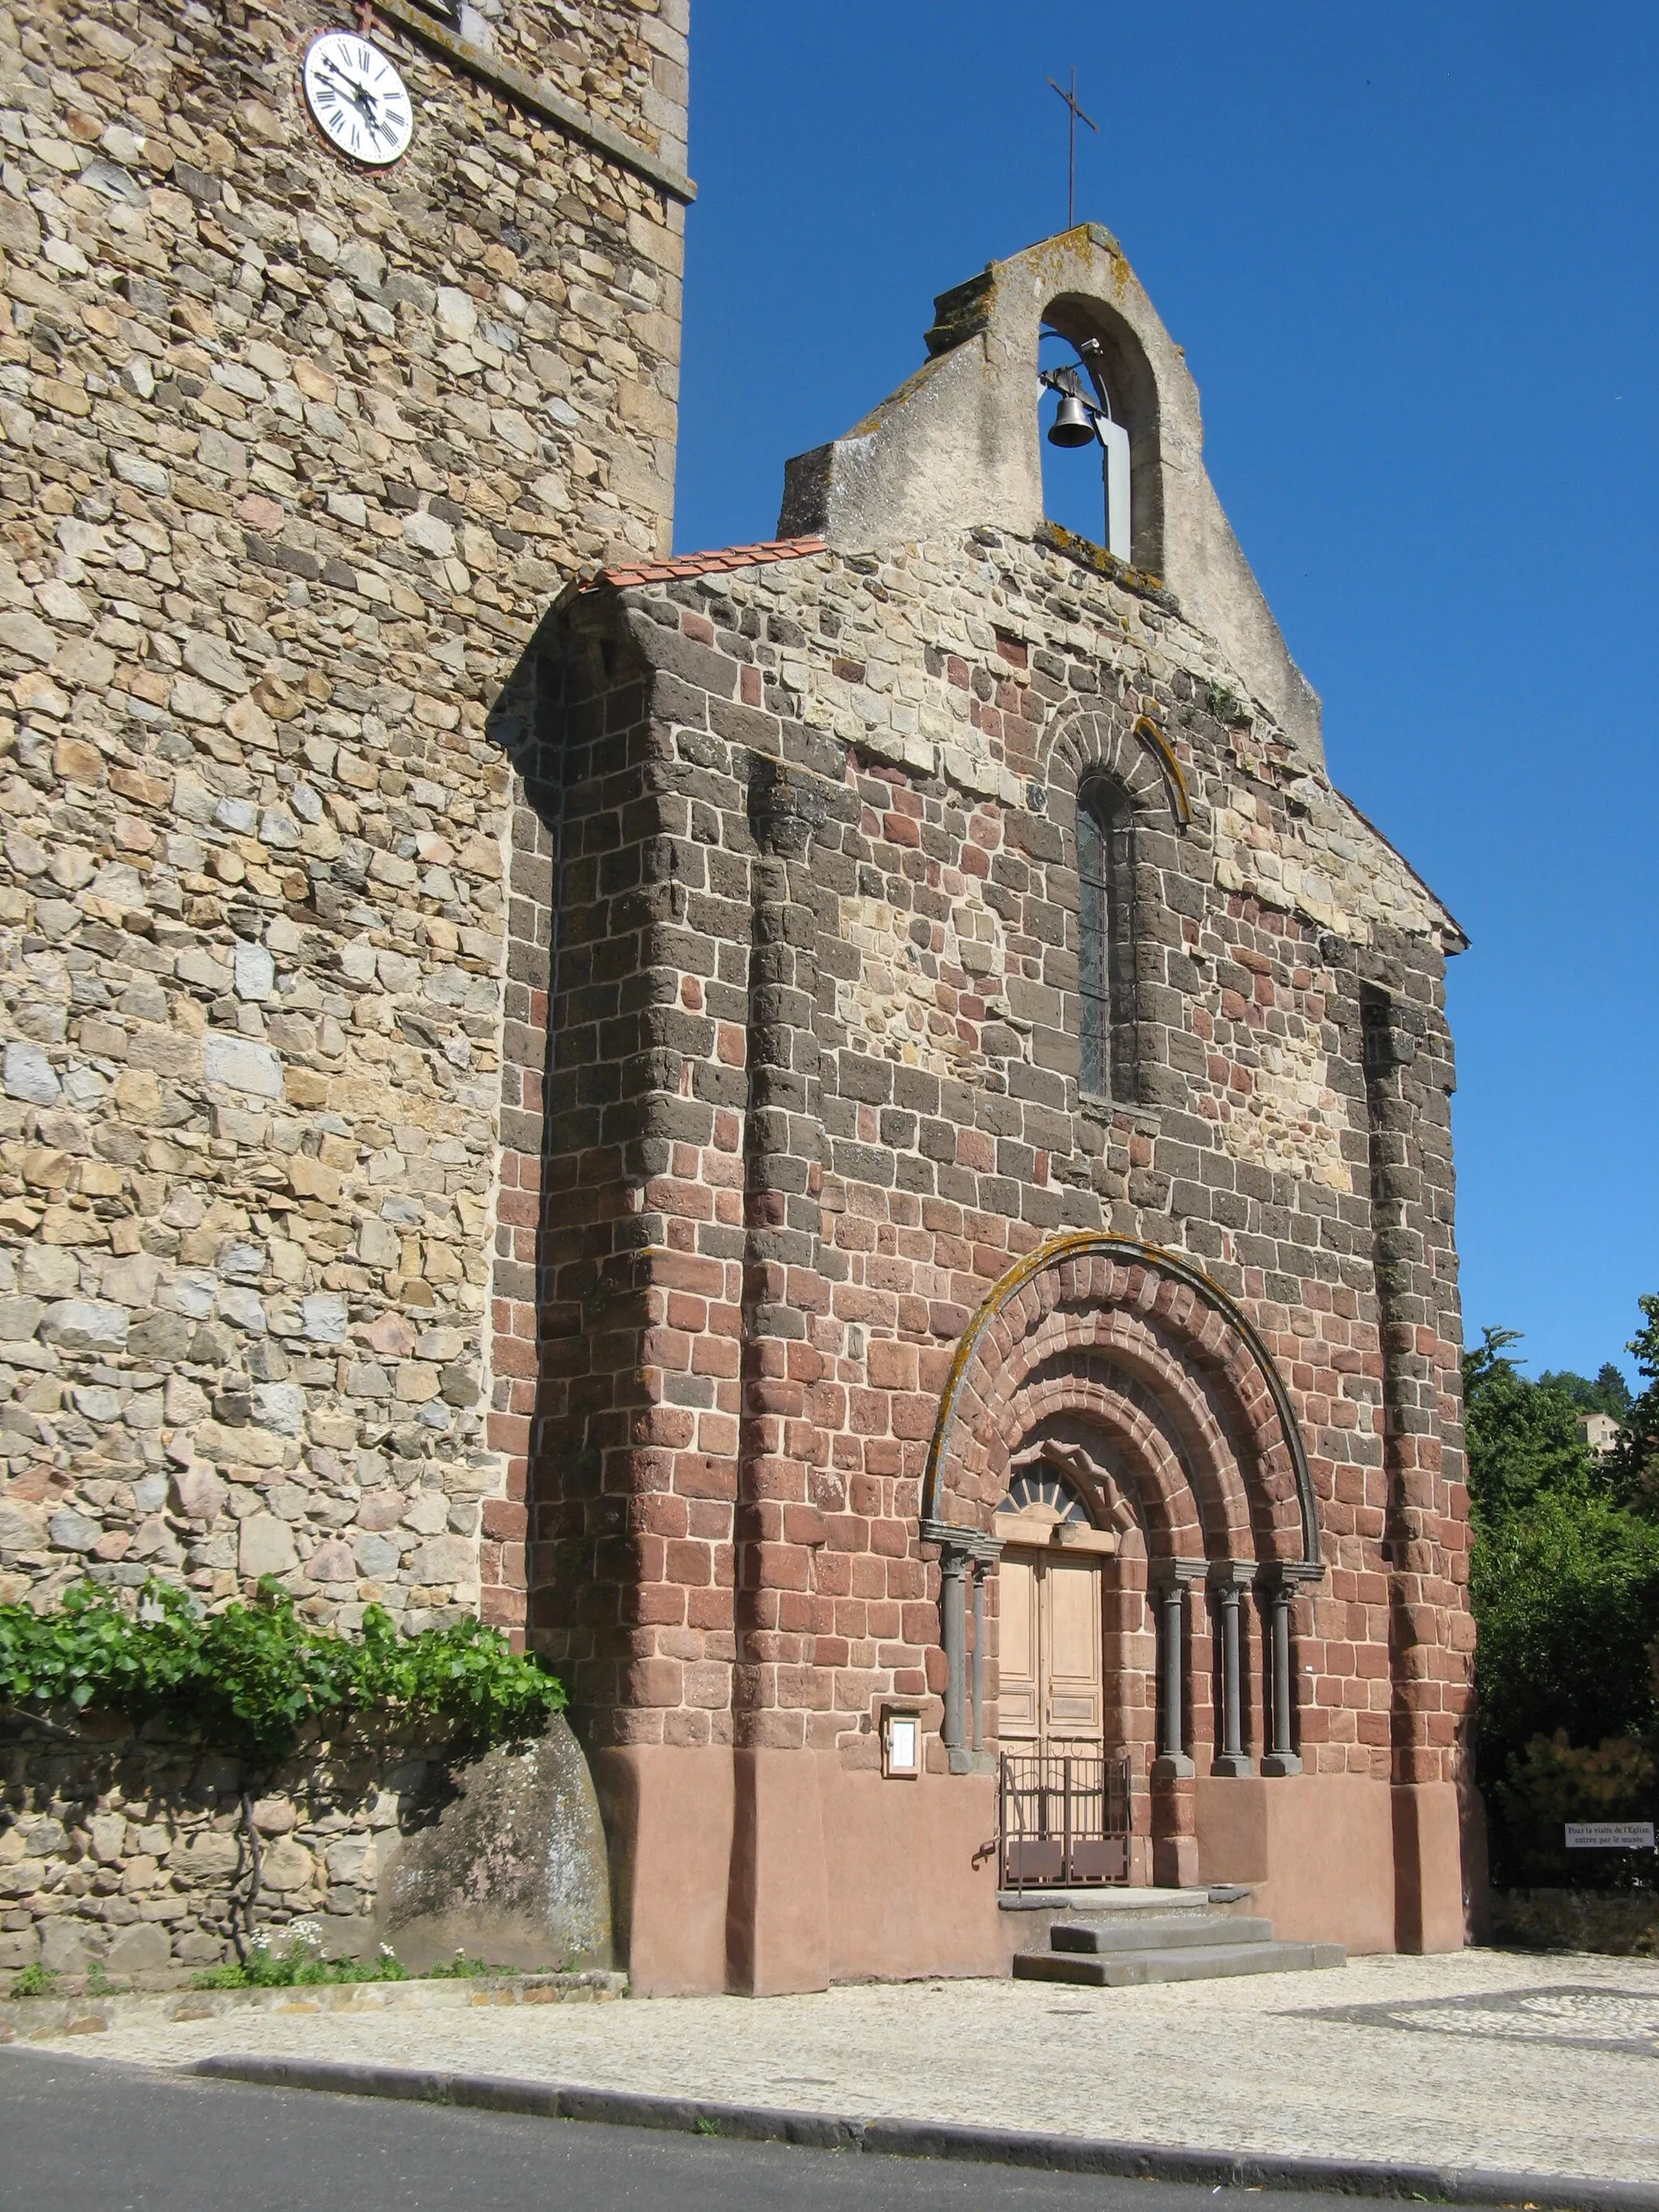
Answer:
[{"xmin": 922, "ymin": 1231, "xmax": 1320, "ymax": 1572}]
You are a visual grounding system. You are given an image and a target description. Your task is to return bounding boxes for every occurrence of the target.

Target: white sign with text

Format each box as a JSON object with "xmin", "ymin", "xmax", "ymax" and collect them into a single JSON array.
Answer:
[{"xmin": 1563, "ymin": 1822, "xmax": 1656, "ymax": 1850}]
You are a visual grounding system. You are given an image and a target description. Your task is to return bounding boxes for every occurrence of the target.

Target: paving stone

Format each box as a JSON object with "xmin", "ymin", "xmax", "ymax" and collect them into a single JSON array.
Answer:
[{"xmin": 25, "ymin": 1953, "xmax": 1659, "ymax": 2185}]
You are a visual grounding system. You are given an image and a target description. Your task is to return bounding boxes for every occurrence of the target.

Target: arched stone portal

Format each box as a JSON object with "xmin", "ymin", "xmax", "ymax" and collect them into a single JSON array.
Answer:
[{"xmin": 921, "ymin": 1233, "xmax": 1324, "ymax": 1886}]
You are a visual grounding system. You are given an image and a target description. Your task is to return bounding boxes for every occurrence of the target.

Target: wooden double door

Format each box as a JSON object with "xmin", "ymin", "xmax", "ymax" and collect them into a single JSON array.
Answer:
[{"xmin": 998, "ymin": 1546, "xmax": 1104, "ymax": 1750}]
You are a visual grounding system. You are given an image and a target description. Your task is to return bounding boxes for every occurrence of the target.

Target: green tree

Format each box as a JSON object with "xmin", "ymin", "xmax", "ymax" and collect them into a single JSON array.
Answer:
[
  {"xmin": 1609, "ymin": 1294, "xmax": 1659, "ymax": 1517},
  {"xmin": 1461, "ymin": 1327, "xmax": 1599, "ymax": 1525},
  {"xmin": 1470, "ymin": 1490, "xmax": 1659, "ymax": 1757},
  {"xmin": 1537, "ymin": 1364, "xmax": 1633, "ymax": 1419}
]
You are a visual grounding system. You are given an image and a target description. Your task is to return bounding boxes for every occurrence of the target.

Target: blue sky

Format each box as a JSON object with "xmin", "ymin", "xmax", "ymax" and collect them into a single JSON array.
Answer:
[{"xmin": 671, "ymin": 2, "xmax": 1659, "ymax": 1384}]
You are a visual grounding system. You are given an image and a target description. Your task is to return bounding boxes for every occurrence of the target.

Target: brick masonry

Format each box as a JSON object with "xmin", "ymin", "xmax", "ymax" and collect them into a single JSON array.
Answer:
[
  {"xmin": 501, "ymin": 521, "xmax": 1474, "ymax": 1817},
  {"xmin": 0, "ymin": 0, "xmax": 686, "ymax": 1634}
]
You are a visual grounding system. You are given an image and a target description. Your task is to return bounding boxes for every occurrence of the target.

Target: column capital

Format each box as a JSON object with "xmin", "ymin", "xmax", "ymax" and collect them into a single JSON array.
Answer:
[
  {"xmin": 1261, "ymin": 1558, "xmax": 1325, "ymax": 1593},
  {"xmin": 919, "ymin": 1516, "xmax": 1002, "ymax": 1566},
  {"xmin": 1208, "ymin": 1558, "xmax": 1257, "ymax": 1593},
  {"xmin": 1149, "ymin": 1556, "xmax": 1207, "ymax": 1592}
]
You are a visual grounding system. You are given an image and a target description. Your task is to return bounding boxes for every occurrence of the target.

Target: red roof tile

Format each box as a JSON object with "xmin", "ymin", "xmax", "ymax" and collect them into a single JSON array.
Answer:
[{"xmin": 586, "ymin": 536, "xmax": 827, "ymax": 590}]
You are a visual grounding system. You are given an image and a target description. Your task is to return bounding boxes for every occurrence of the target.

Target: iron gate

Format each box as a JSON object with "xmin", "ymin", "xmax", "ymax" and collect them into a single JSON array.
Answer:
[{"xmin": 998, "ymin": 1750, "xmax": 1132, "ymax": 1889}]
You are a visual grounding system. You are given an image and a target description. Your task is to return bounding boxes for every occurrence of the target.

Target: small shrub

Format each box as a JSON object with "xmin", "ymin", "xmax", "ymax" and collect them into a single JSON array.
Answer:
[
  {"xmin": 0, "ymin": 1579, "xmax": 564, "ymax": 1762},
  {"xmin": 191, "ymin": 1928, "xmax": 411, "ymax": 1992},
  {"xmin": 8, "ymin": 1963, "xmax": 58, "ymax": 1999},
  {"xmin": 427, "ymin": 1951, "xmax": 517, "ymax": 1980}
]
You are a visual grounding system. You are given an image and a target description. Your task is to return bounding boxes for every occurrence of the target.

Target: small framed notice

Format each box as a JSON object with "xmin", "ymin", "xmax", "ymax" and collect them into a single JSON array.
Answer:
[
  {"xmin": 1564, "ymin": 1822, "xmax": 1656, "ymax": 1850},
  {"xmin": 881, "ymin": 1708, "xmax": 922, "ymax": 1780}
]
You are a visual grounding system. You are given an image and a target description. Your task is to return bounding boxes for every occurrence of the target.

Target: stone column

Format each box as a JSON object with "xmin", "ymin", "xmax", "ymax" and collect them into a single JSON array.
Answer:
[
  {"xmin": 727, "ymin": 757, "xmax": 831, "ymax": 1999},
  {"xmin": 1261, "ymin": 1568, "xmax": 1303, "ymax": 1777},
  {"xmin": 940, "ymin": 1547, "xmax": 969, "ymax": 1761},
  {"xmin": 971, "ymin": 1558, "xmax": 987, "ymax": 1754},
  {"xmin": 1149, "ymin": 1563, "xmax": 1201, "ymax": 1778},
  {"xmin": 1149, "ymin": 1561, "xmax": 1203, "ymax": 1886},
  {"xmin": 736, "ymin": 757, "xmax": 830, "ymax": 1741},
  {"xmin": 1209, "ymin": 1562, "xmax": 1256, "ymax": 1777},
  {"xmin": 922, "ymin": 1520, "xmax": 997, "ymax": 1775}
]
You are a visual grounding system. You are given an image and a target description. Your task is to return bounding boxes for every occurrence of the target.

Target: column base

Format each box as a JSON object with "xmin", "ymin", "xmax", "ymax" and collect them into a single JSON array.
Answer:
[
  {"xmin": 1151, "ymin": 1754, "xmax": 1194, "ymax": 1782},
  {"xmin": 1152, "ymin": 1831, "xmax": 1201, "ymax": 1887},
  {"xmin": 1210, "ymin": 1754, "xmax": 1256, "ymax": 1779},
  {"xmin": 1260, "ymin": 1752, "xmax": 1302, "ymax": 1777}
]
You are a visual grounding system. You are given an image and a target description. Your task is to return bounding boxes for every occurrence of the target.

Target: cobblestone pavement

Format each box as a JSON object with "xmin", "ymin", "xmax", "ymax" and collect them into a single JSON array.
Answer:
[{"xmin": 15, "ymin": 1950, "xmax": 1659, "ymax": 2183}]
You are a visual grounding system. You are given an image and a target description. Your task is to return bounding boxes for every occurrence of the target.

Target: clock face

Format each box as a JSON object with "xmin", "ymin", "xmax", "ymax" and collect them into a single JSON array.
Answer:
[{"xmin": 302, "ymin": 32, "xmax": 414, "ymax": 168}]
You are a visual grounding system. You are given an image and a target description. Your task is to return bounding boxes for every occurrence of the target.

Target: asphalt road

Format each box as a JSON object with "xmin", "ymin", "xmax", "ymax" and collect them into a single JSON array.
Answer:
[{"xmin": 2, "ymin": 2045, "xmax": 1356, "ymax": 2212}]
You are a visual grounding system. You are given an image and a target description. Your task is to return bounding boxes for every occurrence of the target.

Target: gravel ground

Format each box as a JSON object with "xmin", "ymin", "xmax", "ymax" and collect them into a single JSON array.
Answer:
[{"xmin": 11, "ymin": 1948, "xmax": 1659, "ymax": 2183}]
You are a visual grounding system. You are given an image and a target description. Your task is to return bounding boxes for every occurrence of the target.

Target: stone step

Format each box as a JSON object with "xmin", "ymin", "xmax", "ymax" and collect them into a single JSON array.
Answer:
[
  {"xmin": 1013, "ymin": 1939, "xmax": 1346, "ymax": 1988},
  {"xmin": 998, "ymin": 1886, "xmax": 1219, "ymax": 1916},
  {"xmin": 1051, "ymin": 1913, "xmax": 1276, "ymax": 1954}
]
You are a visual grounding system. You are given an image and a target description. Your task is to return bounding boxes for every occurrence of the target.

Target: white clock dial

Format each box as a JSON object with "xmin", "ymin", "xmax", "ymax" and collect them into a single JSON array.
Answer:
[{"xmin": 302, "ymin": 32, "xmax": 414, "ymax": 168}]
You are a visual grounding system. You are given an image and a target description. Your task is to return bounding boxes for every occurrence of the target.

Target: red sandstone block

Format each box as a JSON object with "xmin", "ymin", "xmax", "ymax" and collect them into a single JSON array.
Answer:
[
  {"xmin": 650, "ymin": 1250, "xmax": 728, "ymax": 1296},
  {"xmin": 753, "ymin": 1543, "xmax": 812, "ymax": 1592},
  {"xmin": 869, "ymin": 1517, "xmax": 910, "ymax": 1558},
  {"xmin": 633, "ymin": 1494, "xmax": 689, "ymax": 1539},
  {"xmin": 481, "ymin": 1500, "xmax": 527, "ymax": 1542},
  {"xmin": 775, "ymin": 1593, "xmax": 817, "ymax": 1636},
  {"xmin": 847, "ymin": 1387, "xmax": 889, "ymax": 1435},
  {"xmin": 868, "ymin": 1339, "xmax": 918, "ymax": 1391},
  {"xmin": 847, "ymin": 1558, "xmax": 886, "ymax": 1603},
  {"xmin": 480, "ymin": 1587, "xmax": 527, "ymax": 1631},
  {"xmin": 783, "ymin": 1502, "xmax": 827, "ymax": 1547},
  {"xmin": 890, "ymin": 1392, "xmax": 936, "ymax": 1443},
  {"xmin": 642, "ymin": 1326, "xmax": 693, "ymax": 1373},
  {"xmin": 917, "ymin": 1346, "xmax": 954, "ymax": 1393},
  {"xmin": 692, "ymin": 1337, "xmax": 741, "ymax": 1386},
  {"xmin": 637, "ymin": 1407, "xmax": 696, "ymax": 1450},
  {"xmin": 492, "ymin": 1336, "xmax": 539, "ymax": 1381},
  {"xmin": 687, "ymin": 1588, "xmax": 733, "ymax": 1630},
  {"xmin": 901, "ymin": 1600, "xmax": 938, "ymax": 1645},
  {"xmin": 629, "ymin": 1582, "xmax": 686, "ymax": 1628},
  {"xmin": 622, "ymin": 1656, "xmax": 684, "ymax": 1707},
  {"xmin": 486, "ymin": 1413, "xmax": 531, "ymax": 1455},
  {"xmin": 663, "ymin": 1710, "xmax": 713, "ymax": 1746}
]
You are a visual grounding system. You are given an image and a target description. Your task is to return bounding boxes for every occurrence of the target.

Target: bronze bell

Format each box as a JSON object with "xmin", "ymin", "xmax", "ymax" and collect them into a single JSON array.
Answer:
[{"xmin": 1047, "ymin": 390, "xmax": 1097, "ymax": 448}]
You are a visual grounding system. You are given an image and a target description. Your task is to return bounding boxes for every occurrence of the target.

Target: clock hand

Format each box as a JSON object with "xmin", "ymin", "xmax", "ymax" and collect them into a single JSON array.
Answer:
[{"xmin": 318, "ymin": 61, "xmax": 378, "ymax": 114}]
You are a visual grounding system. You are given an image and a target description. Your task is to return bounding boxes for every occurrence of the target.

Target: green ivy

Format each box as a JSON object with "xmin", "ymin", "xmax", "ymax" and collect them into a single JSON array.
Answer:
[{"xmin": 0, "ymin": 1579, "xmax": 565, "ymax": 1764}]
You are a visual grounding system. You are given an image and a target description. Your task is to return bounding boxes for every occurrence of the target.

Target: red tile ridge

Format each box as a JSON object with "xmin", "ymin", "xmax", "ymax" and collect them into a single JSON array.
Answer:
[{"xmin": 583, "ymin": 536, "xmax": 828, "ymax": 591}]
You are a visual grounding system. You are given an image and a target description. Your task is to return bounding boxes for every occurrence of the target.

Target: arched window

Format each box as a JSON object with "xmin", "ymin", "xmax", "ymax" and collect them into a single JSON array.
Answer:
[{"xmin": 1077, "ymin": 778, "xmax": 1135, "ymax": 1101}]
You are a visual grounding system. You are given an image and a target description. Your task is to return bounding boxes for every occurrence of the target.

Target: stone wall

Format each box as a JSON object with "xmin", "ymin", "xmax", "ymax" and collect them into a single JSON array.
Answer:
[
  {"xmin": 0, "ymin": 1706, "xmax": 614, "ymax": 1984},
  {"xmin": 506, "ymin": 523, "xmax": 1472, "ymax": 1801},
  {"xmin": 0, "ymin": 0, "xmax": 687, "ymax": 1633},
  {"xmin": 1, "ymin": 1712, "xmax": 424, "ymax": 1985},
  {"xmin": 1490, "ymin": 1886, "xmax": 1659, "ymax": 1958}
]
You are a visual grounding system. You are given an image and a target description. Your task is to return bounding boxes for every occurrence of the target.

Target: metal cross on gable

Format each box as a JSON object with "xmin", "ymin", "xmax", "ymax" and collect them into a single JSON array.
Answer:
[{"xmin": 1047, "ymin": 66, "xmax": 1098, "ymax": 231}]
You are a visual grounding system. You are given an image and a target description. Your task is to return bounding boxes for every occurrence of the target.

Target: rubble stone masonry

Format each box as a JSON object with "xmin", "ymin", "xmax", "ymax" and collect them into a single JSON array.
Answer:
[{"xmin": 0, "ymin": 0, "xmax": 688, "ymax": 1634}]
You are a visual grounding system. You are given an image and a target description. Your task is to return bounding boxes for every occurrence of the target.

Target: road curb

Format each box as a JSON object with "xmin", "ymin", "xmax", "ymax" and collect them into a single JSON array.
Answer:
[{"xmin": 188, "ymin": 2053, "xmax": 1659, "ymax": 2211}]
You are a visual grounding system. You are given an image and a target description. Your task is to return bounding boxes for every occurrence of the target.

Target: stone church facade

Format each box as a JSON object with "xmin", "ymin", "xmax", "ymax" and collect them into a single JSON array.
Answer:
[{"xmin": 0, "ymin": 0, "xmax": 1478, "ymax": 1995}]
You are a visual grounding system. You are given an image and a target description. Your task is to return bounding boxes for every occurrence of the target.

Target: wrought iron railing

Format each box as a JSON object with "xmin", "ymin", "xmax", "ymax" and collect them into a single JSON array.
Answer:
[{"xmin": 998, "ymin": 1750, "xmax": 1132, "ymax": 1890}]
